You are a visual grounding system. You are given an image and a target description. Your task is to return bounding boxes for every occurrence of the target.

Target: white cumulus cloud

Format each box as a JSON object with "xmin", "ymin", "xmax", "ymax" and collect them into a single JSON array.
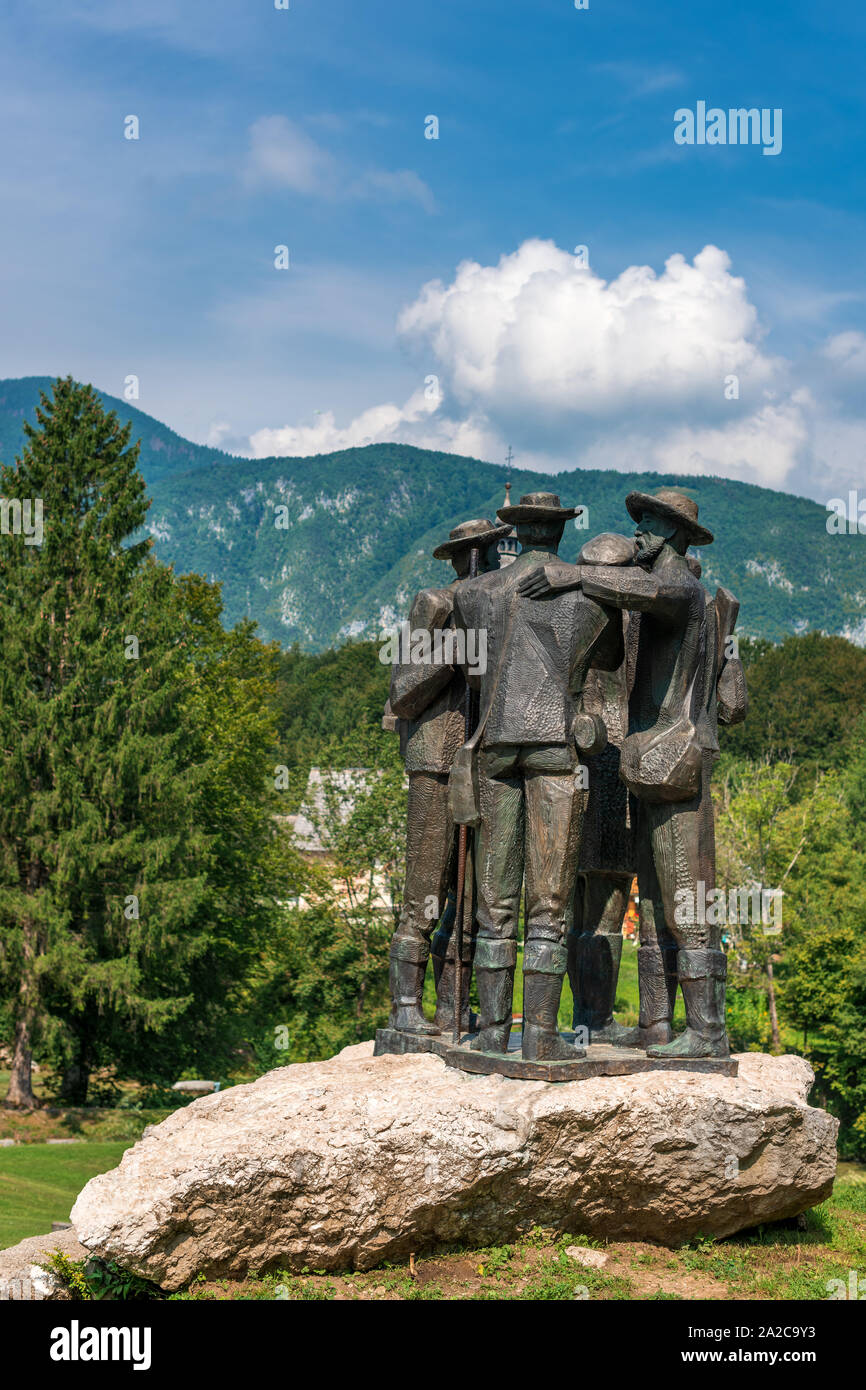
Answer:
[
  {"xmin": 397, "ymin": 239, "xmax": 779, "ymax": 419},
  {"xmin": 249, "ymin": 388, "xmax": 439, "ymax": 459},
  {"xmin": 242, "ymin": 239, "xmax": 859, "ymax": 496}
]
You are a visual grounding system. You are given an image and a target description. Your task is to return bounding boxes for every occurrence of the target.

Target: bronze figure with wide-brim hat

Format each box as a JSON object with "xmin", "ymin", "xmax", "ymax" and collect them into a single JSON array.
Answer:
[
  {"xmin": 496, "ymin": 491, "xmax": 580, "ymax": 525},
  {"xmin": 432, "ymin": 517, "xmax": 513, "ymax": 561},
  {"xmin": 625, "ymin": 488, "xmax": 713, "ymax": 547}
]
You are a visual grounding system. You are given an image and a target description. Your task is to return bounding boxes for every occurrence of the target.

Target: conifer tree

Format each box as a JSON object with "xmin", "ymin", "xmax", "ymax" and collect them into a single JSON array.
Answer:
[
  {"xmin": 0, "ymin": 378, "xmax": 150, "ymax": 1103},
  {"xmin": 0, "ymin": 378, "xmax": 280, "ymax": 1106}
]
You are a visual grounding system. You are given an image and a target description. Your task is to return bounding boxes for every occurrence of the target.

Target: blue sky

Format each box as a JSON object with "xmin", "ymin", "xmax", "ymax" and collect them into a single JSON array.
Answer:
[{"xmin": 1, "ymin": 0, "xmax": 864, "ymax": 500}]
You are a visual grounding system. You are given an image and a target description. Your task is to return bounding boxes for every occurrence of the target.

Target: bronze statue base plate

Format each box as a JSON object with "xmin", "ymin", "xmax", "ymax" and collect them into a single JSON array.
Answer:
[
  {"xmin": 375, "ymin": 1027, "xmax": 737, "ymax": 1082},
  {"xmin": 445, "ymin": 1035, "xmax": 738, "ymax": 1082},
  {"xmin": 374, "ymin": 1027, "xmax": 477, "ymax": 1059}
]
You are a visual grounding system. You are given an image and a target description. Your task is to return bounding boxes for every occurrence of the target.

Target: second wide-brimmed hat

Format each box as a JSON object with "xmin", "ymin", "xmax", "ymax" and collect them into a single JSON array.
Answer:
[
  {"xmin": 496, "ymin": 491, "xmax": 579, "ymax": 524},
  {"xmin": 432, "ymin": 516, "xmax": 513, "ymax": 561},
  {"xmin": 625, "ymin": 488, "xmax": 714, "ymax": 546}
]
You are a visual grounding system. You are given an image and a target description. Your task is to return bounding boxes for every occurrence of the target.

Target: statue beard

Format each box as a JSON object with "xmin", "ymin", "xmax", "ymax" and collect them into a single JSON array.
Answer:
[{"xmin": 634, "ymin": 532, "xmax": 667, "ymax": 567}]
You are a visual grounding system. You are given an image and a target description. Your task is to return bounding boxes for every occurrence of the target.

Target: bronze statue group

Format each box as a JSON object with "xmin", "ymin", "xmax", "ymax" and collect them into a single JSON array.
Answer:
[{"xmin": 383, "ymin": 487, "xmax": 747, "ymax": 1068}]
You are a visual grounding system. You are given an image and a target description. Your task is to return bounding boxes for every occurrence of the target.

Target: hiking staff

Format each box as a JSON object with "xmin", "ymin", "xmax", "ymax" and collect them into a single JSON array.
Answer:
[{"xmin": 453, "ymin": 544, "xmax": 480, "ymax": 1042}]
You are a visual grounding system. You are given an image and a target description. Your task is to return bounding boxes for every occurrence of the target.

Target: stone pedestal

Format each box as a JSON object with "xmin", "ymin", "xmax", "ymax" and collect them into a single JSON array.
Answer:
[{"xmin": 68, "ymin": 1043, "xmax": 837, "ymax": 1289}]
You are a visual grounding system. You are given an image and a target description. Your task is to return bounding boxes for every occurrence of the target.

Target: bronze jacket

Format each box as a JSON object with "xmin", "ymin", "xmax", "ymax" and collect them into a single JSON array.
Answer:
[
  {"xmin": 577, "ymin": 557, "xmax": 717, "ymax": 757},
  {"xmin": 389, "ymin": 583, "xmax": 467, "ymax": 775},
  {"xmin": 452, "ymin": 549, "xmax": 623, "ymax": 748}
]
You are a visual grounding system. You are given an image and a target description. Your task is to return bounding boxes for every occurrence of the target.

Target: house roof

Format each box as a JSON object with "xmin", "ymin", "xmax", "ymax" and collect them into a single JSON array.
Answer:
[{"xmin": 286, "ymin": 767, "xmax": 373, "ymax": 854}]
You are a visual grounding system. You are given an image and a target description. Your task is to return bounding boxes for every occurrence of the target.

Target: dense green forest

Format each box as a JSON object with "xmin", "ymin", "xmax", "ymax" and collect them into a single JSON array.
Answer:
[{"xmin": 142, "ymin": 448, "xmax": 866, "ymax": 648}]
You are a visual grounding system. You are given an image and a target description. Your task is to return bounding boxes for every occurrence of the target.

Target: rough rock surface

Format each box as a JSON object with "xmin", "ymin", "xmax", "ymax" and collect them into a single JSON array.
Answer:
[
  {"xmin": 0, "ymin": 1226, "xmax": 88, "ymax": 1300},
  {"xmin": 71, "ymin": 1044, "xmax": 837, "ymax": 1290}
]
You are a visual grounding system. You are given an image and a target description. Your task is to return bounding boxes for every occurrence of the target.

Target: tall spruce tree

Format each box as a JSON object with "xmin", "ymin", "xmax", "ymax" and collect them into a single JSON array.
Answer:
[
  {"xmin": 96, "ymin": 573, "xmax": 286, "ymax": 1091},
  {"xmin": 0, "ymin": 378, "xmax": 277, "ymax": 1106},
  {"xmin": 0, "ymin": 378, "xmax": 150, "ymax": 1104}
]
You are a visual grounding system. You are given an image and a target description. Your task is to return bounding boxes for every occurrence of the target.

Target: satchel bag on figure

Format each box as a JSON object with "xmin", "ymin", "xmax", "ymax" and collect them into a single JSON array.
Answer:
[{"xmin": 620, "ymin": 716, "xmax": 703, "ymax": 804}]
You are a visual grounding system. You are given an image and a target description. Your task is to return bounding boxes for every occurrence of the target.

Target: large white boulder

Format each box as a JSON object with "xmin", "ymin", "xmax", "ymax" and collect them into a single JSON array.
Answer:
[{"xmin": 70, "ymin": 1044, "xmax": 837, "ymax": 1291}]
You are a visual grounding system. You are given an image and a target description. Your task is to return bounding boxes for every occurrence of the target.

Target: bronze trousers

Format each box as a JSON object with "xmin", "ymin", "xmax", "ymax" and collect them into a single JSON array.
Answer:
[
  {"xmin": 636, "ymin": 752, "xmax": 719, "ymax": 953},
  {"xmin": 390, "ymin": 771, "xmax": 454, "ymax": 960},
  {"xmin": 473, "ymin": 742, "xmax": 583, "ymax": 973}
]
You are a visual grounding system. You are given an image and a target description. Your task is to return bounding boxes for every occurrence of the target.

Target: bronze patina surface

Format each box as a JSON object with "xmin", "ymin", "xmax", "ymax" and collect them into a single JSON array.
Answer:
[
  {"xmin": 374, "ymin": 1027, "xmax": 474, "ymax": 1059},
  {"xmin": 444, "ymin": 1036, "xmax": 739, "ymax": 1082},
  {"xmin": 380, "ymin": 486, "xmax": 748, "ymax": 1082}
]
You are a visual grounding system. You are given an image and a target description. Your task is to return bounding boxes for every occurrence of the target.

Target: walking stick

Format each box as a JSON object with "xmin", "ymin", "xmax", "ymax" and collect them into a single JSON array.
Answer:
[{"xmin": 453, "ymin": 545, "xmax": 480, "ymax": 1043}]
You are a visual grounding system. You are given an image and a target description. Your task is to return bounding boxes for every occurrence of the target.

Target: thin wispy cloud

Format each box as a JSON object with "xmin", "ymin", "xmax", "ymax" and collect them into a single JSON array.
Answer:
[
  {"xmin": 593, "ymin": 61, "xmax": 686, "ymax": 98},
  {"xmin": 241, "ymin": 115, "xmax": 435, "ymax": 211},
  {"xmin": 64, "ymin": 0, "xmax": 243, "ymax": 54}
]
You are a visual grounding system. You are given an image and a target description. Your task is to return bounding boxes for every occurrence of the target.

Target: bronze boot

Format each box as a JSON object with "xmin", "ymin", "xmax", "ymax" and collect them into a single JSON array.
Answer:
[
  {"xmin": 568, "ymin": 926, "xmax": 589, "ymax": 1031},
  {"xmin": 647, "ymin": 949, "xmax": 729, "ymax": 1059},
  {"xmin": 469, "ymin": 938, "xmax": 517, "ymax": 1053},
  {"xmin": 615, "ymin": 944, "xmax": 678, "ymax": 1049},
  {"xmin": 432, "ymin": 959, "xmax": 476, "ymax": 1035},
  {"xmin": 522, "ymin": 940, "xmax": 585, "ymax": 1061},
  {"xmin": 430, "ymin": 924, "xmax": 449, "ymax": 1033},
  {"xmin": 388, "ymin": 938, "xmax": 438, "ymax": 1034},
  {"xmin": 577, "ymin": 933, "xmax": 635, "ymax": 1045}
]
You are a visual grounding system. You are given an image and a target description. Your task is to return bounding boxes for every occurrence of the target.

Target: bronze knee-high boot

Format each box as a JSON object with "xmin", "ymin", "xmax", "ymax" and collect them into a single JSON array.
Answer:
[
  {"xmin": 388, "ymin": 937, "xmax": 438, "ymax": 1034},
  {"xmin": 431, "ymin": 921, "xmax": 476, "ymax": 1034},
  {"xmin": 637, "ymin": 944, "xmax": 679, "ymax": 1046},
  {"xmin": 469, "ymin": 938, "xmax": 516, "ymax": 1054},
  {"xmin": 522, "ymin": 940, "xmax": 584, "ymax": 1062},
  {"xmin": 647, "ymin": 949, "xmax": 729, "ymax": 1058},
  {"xmin": 613, "ymin": 944, "xmax": 678, "ymax": 1049},
  {"xmin": 578, "ymin": 933, "xmax": 636, "ymax": 1044}
]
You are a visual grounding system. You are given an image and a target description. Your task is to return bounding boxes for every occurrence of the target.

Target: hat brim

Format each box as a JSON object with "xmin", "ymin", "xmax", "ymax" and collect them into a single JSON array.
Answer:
[
  {"xmin": 496, "ymin": 505, "xmax": 580, "ymax": 524},
  {"xmin": 625, "ymin": 491, "xmax": 714, "ymax": 546},
  {"xmin": 432, "ymin": 523, "xmax": 513, "ymax": 560}
]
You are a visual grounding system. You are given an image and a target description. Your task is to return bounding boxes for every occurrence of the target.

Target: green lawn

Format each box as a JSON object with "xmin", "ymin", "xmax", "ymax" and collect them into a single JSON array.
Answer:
[{"xmin": 0, "ymin": 1141, "xmax": 128, "ymax": 1248}]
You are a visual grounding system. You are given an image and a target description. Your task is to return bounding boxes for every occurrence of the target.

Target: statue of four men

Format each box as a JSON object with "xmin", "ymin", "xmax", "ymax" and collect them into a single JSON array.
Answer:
[{"xmin": 385, "ymin": 486, "xmax": 747, "ymax": 1066}]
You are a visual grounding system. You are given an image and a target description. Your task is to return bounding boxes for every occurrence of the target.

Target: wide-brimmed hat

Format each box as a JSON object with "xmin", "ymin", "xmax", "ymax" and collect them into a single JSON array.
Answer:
[
  {"xmin": 432, "ymin": 516, "xmax": 513, "ymax": 561},
  {"xmin": 625, "ymin": 488, "xmax": 714, "ymax": 546},
  {"xmin": 497, "ymin": 491, "xmax": 579, "ymax": 524}
]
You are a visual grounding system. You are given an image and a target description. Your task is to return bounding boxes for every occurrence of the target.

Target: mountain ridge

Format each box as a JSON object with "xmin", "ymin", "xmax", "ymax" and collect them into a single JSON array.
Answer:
[{"xmin": 2, "ymin": 376, "xmax": 865, "ymax": 651}]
